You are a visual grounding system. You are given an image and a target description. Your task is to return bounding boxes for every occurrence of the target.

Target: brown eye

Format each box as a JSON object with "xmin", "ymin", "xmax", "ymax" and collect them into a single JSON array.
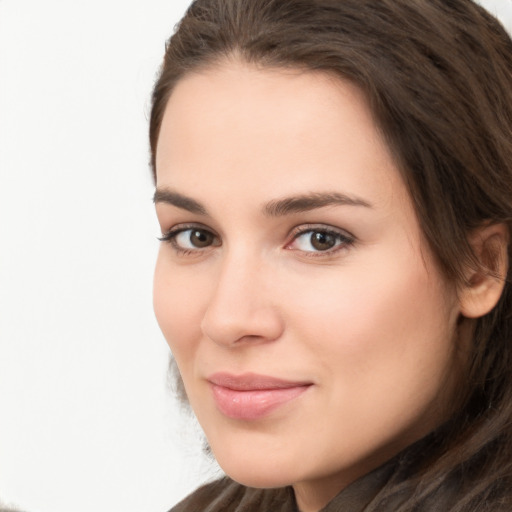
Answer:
[
  {"xmin": 162, "ymin": 227, "xmax": 219, "ymax": 251},
  {"xmin": 189, "ymin": 229, "xmax": 214, "ymax": 248},
  {"xmin": 310, "ymin": 231, "xmax": 337, "ymax": 251},
  {"xmin": 288, "ymin": 227, "xmax": 354, "ymax": 254}
]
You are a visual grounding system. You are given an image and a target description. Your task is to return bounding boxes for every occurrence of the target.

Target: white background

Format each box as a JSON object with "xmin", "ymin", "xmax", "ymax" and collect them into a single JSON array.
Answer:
[{"xmin": 0, "ymin": 1, "xmax": 511, "ymax": 511}]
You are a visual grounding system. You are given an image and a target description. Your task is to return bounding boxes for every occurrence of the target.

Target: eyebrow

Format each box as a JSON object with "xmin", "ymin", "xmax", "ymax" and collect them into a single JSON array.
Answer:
[
  {"xmin": 264, "ymin": 192, "xmax": 372, "ymax": 216},
  {"xmin": 153, "ymin": 188, "xmax": 372, "ymax": 216},
  {"xmin": 153, "ymin": 189, "xmax": 208, "ymax": 215}
]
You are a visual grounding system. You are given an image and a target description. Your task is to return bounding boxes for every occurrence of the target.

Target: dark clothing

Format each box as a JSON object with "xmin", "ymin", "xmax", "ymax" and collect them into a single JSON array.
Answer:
[
  {"xmin": 168, "ymin": 433, "xmax": 512, "ymax": 511},
  {"xmin": 169, "ymin": 455, "xmax": 399, "ymax": 512},
  {"xmin": 169, "ymin": 478, "xmax": 297, "ymax": 512}
]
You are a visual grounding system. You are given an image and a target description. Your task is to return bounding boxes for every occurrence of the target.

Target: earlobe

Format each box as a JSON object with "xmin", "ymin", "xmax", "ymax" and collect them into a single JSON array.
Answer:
[{"xmin": 459, "ymin": 223, "xmax": 509, "ymax": 319}]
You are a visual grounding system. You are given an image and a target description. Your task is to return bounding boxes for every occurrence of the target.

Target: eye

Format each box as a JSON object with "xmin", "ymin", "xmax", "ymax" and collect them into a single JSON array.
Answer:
[
  {"xmin": 175, "ymin": 229, "xmax": 215, "ymax": 249},
  {"xmin": 159, "ymin": 226, "xmax": 219, "ymax": 252},
  {"xmin": 288, "ymin": 226, "xmax": 354, "ymax": 254}
]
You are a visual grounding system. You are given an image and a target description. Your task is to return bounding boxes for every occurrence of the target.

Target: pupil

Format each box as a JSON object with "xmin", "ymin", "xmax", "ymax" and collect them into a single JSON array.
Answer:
[
  {"xmin": 311, "ymin": 231, "xmax": 335, "ymax": 251},
  {"xmin": 191, "ymin": 230, "xmax": 211, "ymax": 248}
]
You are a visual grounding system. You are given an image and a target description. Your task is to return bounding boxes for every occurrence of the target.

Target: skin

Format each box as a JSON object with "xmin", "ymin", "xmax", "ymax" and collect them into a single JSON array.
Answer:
[{"xmin": 153, "ymin": 61, "xmax": 464, "ymax": 512}]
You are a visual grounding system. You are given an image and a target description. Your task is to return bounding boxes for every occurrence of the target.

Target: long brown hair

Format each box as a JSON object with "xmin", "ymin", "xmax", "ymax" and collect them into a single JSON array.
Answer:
[{"xmin": 150, "ymin": 0, "xmax": 512, "ymax": 509}]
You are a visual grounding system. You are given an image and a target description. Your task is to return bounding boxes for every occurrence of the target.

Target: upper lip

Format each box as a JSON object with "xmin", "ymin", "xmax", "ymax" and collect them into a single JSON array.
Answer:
[{"xmin": 207, "ymin": 372, "xmax": 313, "ymax": 391}]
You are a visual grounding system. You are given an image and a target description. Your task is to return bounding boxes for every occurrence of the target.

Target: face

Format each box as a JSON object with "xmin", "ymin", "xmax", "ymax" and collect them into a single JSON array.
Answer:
[{"xmin": 153, "ymin": 61, "xmax": 462, "ymax": 508}]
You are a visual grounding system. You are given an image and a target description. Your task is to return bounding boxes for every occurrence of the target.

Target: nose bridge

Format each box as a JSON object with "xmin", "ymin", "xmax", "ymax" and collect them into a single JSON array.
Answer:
[{"xmin": 201, "ymin": 245, "xmax": 283, "ymax": 346}]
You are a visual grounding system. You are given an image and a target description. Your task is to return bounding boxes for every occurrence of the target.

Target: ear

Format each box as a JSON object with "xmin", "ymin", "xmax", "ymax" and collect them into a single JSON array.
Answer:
[{"xmin": 459, "ymin": 223, "xmax": 509, "ymax": 319}]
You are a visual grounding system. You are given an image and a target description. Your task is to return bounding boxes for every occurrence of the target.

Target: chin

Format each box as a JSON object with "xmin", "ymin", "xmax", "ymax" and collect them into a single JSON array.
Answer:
[
  {"xmin": 212, "ymin": 443, "xmax": 302, "ymax": 489},
  {"xmin": 221, "ymin": 464, "xmax": 298, "ymax": 489}
]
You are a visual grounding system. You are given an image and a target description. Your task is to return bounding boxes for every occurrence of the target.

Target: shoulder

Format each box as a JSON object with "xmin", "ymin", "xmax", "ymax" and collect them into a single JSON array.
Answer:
[{"xmin": 168, "ymin": 477, "xmax": 296, "ymax": 512}]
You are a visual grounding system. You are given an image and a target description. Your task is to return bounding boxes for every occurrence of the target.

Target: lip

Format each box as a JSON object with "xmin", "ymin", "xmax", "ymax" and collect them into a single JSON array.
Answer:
[{"xmin": 207, "ymin": 372, "xmax": 312, "ymax": 421}]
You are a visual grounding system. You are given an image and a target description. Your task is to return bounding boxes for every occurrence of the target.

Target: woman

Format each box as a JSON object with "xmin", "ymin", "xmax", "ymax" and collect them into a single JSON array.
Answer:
[{"xmin": 150, "ymin": 0, "xmax": 512, "ymax": 510}]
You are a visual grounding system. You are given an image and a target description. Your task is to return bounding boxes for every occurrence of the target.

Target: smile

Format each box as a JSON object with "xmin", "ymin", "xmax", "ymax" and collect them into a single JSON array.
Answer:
[{"xmin": 207, "ymin": 372, "xmax": 312, "ymax": 421}]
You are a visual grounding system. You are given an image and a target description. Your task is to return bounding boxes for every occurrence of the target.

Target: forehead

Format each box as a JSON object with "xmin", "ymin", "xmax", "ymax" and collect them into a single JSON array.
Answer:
[{"xmin": 155, "ymin": 60, "xmax": 404, "ymax": 212}]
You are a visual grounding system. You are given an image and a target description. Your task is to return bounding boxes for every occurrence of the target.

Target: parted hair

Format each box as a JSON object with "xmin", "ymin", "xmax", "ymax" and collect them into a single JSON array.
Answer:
[{"xmin": 150, "ymin": 0, "xmax": 512, "ymax": 509}]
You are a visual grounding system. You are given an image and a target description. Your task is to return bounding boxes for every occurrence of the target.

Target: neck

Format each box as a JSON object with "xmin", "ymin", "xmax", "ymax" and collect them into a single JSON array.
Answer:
[
  {"xmin": 293, "ymin": 474, "xmax": 355, "ymax": 512},
  {"xmin": 291, "ymin": 443, "xmax": 413, "ymax": 512}
]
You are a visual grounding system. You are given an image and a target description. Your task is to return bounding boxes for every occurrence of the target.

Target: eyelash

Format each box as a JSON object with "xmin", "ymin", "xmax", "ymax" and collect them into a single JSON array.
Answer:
[
  {"xmin": 158, "ymin": 224, "xmax": 219, "ymax": 256},
  {"xmin": 158, "ymin": 223, "xmax": 355, "ymax": 257},
  {"xmin": 287, "ymin": 224, "xmax": 355, "ymax": 257}
]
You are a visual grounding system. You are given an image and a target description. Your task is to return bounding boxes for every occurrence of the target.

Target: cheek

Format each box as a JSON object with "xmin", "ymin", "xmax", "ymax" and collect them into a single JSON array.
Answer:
[
  {"xmin": 287, "ymin": 251, "xmax": 457, "ymax": 394},
  {"xmin": 280, "ymin": 256, "xmax": 459, "ymax": 464},
  {"xmin": 153, "ymin": 253, "xmax": 206, "ymax": 358}
]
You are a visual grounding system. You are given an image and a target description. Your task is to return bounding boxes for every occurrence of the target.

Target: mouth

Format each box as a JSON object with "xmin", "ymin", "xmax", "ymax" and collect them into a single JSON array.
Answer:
[{"xmin": 207, "ymin": 372, "xmax": 313, "ymax": 421}]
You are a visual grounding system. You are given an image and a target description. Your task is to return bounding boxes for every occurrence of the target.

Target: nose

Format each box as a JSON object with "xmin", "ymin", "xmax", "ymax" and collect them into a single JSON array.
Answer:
[{"xmin": 200, "ymin": 253, "xmax": 285, "ymax": 347}]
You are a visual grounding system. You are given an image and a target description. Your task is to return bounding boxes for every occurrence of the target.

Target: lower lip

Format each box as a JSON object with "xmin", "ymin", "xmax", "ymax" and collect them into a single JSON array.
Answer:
[{"xmin": 210, "ymin": 383, "xmax": 310, "ymax": 420}]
